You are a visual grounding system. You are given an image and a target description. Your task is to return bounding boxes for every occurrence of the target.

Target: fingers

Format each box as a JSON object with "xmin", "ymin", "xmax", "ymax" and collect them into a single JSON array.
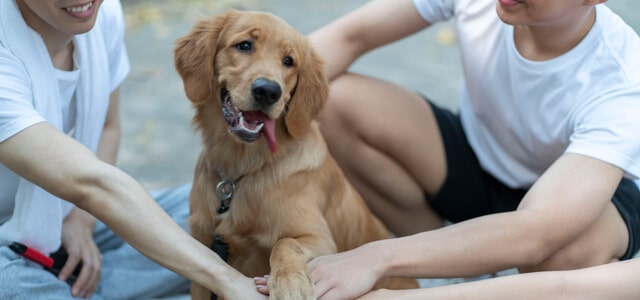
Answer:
[
  {"xmin": 61, "ymin": 244, "xmax": 102, "ymax": 298},
  {"xmin": 256, "ymin": 284, "xmax": 269, "ymax": 296},
  {"xmin": 309, "ymin": 255, "xmax": 373, "ymax": 300},
  {"xmin": 73, "ymin": 255, "xmax": 101, "ymax": 298},
  {"xmin": 308, "ymin": 259, "xmax": 333, "ymax": 299},
  {"xmin": 318, "ymin": 288, "xmax": 342, "ymax": 300},
  {"xmin": 254, "ymin": 275, "xmax": 268, "ymax": 286},
  {"xmin": 314, "ymin": 280, "xmax": 336, "ymax": 300},
  {"xmin": 58, "ymin": 251, "xmax": 79, "ymax": 282},
  {"xmin": 254, "ymin": 275, "xmax": 269, "ymax": 295},
  {"xmin": 59, "ymin": 207, "xmax": 102, "ymax": 298}
]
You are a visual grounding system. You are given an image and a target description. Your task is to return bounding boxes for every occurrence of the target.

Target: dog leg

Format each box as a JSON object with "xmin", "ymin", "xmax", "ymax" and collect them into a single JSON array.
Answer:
[{"xmin": 267, "ymin": 237, "xmax": 322, "ymax": 300}]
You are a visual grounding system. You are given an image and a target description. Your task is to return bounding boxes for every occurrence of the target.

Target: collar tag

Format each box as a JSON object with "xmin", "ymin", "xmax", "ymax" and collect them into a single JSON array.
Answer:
[{"xmin": 216, "ymin": 179, "xmax": 236, "ymax": 214}]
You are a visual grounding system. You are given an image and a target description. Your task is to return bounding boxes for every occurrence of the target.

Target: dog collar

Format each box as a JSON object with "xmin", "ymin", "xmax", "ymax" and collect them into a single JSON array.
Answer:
[
  {"xmin": 215, "ymin": 178, "xmax": 237, "ymax": 214},
  {"xmin": 214, "ymin": 166, "xmax": 244, "ymax": 214}
]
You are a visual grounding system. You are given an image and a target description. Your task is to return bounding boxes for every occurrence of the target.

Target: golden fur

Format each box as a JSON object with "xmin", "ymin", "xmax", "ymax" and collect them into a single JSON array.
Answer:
[{"xmin": 174, "ymin": 9, "xmax": 418, "ymax": 300}]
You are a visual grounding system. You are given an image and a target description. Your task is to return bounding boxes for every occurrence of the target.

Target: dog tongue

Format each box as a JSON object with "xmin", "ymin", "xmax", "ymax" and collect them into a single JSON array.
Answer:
[
  {"xmin": 262, "ymin": 118, "xmax": 277, "ymax": 153},
  {"xmin": 244, "ymin": 111, "xmax": 277, "ymax": 153}
]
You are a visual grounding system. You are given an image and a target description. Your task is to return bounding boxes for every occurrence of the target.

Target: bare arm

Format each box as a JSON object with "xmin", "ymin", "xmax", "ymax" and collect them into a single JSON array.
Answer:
[
  {"xmin": 377, "ymin": 153, "xmax": 621, "ymax": 277},
  {"xmin": 360, "ymin": 258, "xmax": 640, "ymax": 300},
  {"xmin": 310, "ymin": 153, "xmax": 623, "ymax": 299},
  {"xmin": 308, "ymin": 0, "xmax": 431, "ymax": 81},
  {"xmin": 0, "ymin": 122, "xmax": 262, "ymax": 298},
  {"xmin": 96, "ymin": 88, "xmax": 121, "ymax": 165},
  {"xmin": 59, "ymin": 89, "xmax": 120, "ymax": 297}
]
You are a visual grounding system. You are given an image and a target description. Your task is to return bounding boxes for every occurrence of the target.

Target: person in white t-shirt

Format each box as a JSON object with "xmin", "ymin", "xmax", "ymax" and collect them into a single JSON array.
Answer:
[
  {"xmin": 0, "ymin": 0, "xmax": 266, "ymax": 299},
  {"xmin": 258, "ymin": 0, "xmax": 640, "ymax": 299}
]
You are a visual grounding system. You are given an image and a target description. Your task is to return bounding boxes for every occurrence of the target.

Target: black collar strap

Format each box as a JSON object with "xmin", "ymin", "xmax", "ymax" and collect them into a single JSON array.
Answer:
[{"xmin": 210, "ymin": 235, "xmax": 229, "ymax": 300}]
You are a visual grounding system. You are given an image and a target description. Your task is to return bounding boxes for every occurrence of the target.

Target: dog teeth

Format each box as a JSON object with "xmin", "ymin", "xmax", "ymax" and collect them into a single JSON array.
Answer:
[
  {"xmin": 238, "ymin": 115, "xmax": 264, "ymax": 133},
  {"xmin": 65, "ymin": 1, "xmax": 92, "ymax": 13}
]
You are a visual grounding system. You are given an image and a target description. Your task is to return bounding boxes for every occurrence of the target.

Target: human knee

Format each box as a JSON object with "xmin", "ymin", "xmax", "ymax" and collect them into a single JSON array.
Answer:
[
  {"xmin": 318, "ymin": 75, "xmax": 360, "ymax": 143},
  {"xmin": 319, "ymin": 75, "xmax": 359, "ymax": 121}
]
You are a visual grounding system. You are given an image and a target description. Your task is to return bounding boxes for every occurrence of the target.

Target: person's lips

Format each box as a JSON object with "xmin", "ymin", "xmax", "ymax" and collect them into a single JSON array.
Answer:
[
  {"xmin": 498, "ymin": 0, "xmax": 523, "ymax": 7},
  {"xmin": 62, "ymin": 1, "xmax": 95, "ymax": 19}
]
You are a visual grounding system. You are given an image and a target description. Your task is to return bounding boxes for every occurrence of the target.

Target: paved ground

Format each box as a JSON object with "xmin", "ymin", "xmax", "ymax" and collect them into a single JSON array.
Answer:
[{"xmin": 119, "ymin": 0, "xmax": 640, "ymax": 296}]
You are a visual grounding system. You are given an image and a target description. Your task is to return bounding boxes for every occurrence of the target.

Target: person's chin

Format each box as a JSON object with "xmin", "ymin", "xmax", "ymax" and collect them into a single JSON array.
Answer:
[
  {"xmin": 65, "ymin": 23, "xmax": 97, "ymax": 35},
  {"xmin": 496, "ymin": 4, "xmax": 521, "ymax": 25},
  {"xmin": 79, "ymin": 21, "xmax": 98, "ymax": 34},
  {"xmin": 63, "ymin": 0, "xmax": 102, "ymax": 34}
]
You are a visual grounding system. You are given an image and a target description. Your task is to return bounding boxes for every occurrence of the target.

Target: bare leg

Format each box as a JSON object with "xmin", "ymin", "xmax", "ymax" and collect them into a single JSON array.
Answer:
[{"xmin": 318, "ymin": 73, "xmax": 446, "ymax": 236}]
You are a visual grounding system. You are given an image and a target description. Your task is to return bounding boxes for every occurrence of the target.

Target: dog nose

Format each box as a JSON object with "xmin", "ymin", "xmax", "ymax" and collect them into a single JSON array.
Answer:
[{"xmin": 251, "ymin": 78, "xmax": 282, "ymax": 106}]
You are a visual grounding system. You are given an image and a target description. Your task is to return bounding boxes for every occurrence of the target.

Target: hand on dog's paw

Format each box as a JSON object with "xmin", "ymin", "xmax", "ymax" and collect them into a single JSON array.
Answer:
[{"xmin": 267, "ymin": 271, "xmax": 315, "ymax": 300}]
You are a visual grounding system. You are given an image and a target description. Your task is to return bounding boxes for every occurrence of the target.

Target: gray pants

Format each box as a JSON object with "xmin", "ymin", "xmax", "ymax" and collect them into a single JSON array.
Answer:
[{"xmin": 0, "ymin": 184, "xmax": 192, "ymax": 300}]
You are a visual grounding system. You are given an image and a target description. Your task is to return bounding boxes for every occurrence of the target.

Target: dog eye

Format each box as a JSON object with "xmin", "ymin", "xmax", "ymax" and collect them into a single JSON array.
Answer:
[
  {"xmin": 283, "ymin": 56, "xmax": 294, "ymax": 67},
  {"xmin": 235, "ymin": 41, "xmax": 253, "ymax": 52}
]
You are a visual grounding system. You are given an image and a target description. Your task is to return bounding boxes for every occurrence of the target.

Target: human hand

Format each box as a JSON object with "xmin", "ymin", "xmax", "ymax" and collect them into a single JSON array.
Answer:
[
  {"xmin": 222, "ymin": 273, "xmax": 269, "ymax": 300},
  {"xmin": 254, "ymin": 275, "xmax": 269, "ymax": 295},
  {"xmin": 60, "ymin": 208, "xmax": 102, "ymax": 298},
  {"xmin": 308, "ymin": 245, "xmax": 383, "ymax": 300}
]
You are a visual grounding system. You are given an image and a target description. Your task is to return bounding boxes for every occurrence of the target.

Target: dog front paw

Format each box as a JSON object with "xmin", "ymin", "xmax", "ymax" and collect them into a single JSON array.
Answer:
[{"xmin": 268, "ymin": 271, "xmax": 315, "ymax": 300}]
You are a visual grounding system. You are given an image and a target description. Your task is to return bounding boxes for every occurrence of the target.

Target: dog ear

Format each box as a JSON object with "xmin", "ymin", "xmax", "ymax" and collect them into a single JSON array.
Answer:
[
  {"xmin": 285, "ymin": 43, "xmax": 329, "ymax": 138},
  {"xmin": 174, "ymin": 11, "xmax": 235, "ymax": 104}
]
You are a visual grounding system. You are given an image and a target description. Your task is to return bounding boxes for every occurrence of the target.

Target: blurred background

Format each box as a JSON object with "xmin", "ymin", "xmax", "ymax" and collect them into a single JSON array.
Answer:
[{"xmin": 119, "ymin": 0, "xmax": 639, "ymax": 190}]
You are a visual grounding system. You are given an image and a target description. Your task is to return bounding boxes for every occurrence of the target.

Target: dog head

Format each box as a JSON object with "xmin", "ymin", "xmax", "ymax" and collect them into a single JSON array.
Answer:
[{"xmin": 174, "ymin": 9, "xmax": 328, "ymax": 154}]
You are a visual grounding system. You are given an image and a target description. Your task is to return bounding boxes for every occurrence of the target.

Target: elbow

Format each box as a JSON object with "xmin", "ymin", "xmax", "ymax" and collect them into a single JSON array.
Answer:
[
  {"xmin": 511, "ymin": 212, "xmax": 568, "ymax": 268},
  {"xmin": 61, "ymin": 162, "xmax": 124, "ymax": 214},
  {"xmin": 515, "ymin": 226, "xmax": 584, "ymax": 274},
  {"xmin": 518, "ymin": 234, "xmax": 561, "ymax": 267}
]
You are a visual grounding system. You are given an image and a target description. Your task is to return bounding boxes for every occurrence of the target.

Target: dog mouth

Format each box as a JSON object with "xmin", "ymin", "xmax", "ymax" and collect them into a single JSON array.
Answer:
[{"xmin": 221, "ymin": 89, "xmax": 277, "ymax": 153}]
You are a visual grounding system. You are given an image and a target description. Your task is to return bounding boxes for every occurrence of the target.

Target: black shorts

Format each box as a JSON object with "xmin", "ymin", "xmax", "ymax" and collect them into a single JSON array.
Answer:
[{"xmin": 426, "ymin": 100, "xmax": 640, "ymax": 260}]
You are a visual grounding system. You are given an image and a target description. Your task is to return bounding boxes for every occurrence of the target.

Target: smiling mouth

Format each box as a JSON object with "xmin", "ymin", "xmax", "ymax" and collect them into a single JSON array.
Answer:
[
  {"xmin": 220, "ymin": 89, "xmax": 278, "ymax": 153},
  {"xmin": 64, "ymin": 1, "xmax": 93, "ymax": 13}
]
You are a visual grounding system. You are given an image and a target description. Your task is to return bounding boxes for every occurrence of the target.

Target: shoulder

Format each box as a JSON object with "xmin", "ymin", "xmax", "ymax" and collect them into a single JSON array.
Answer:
[
  {"xmin": 412, "ymin": 0, "xmax": 457, "ymax": 23},
  {"xmin": 0, "ymin": 48, "xmax": 40, "ymax": 144},
  {"xmin": 97, "ymin": 0, "xmax": 126, "ymax": 26},
  {"xmin": 0, "ymin": 48, "xmax": 30, "ymax": 91},
  {"xmin": 413, "ymin": 0, "xmax": 494, "ymax": 21},
  {"xmin": 595, "ymin": 5, "xmax": 640, "ymax": 81}
]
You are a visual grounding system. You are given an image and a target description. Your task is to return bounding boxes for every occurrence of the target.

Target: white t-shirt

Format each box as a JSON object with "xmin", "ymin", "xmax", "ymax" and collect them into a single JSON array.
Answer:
[
  {"xmin": 56, "ymin": 57, "xmax": 80, "ymax": 135},
  {"xmin": 413, "ymin": 0, "xmax": 640, "ymax": 189},
  {"xmin": 0, "ymin": 0, "xmax": 130, "ymax": 224}
]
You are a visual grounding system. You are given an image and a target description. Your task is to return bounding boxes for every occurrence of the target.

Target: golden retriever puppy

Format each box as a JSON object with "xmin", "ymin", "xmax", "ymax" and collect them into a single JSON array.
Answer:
[{"xmin": 174, "ymin": 9, "xmax": 418, "ymax": 300}]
